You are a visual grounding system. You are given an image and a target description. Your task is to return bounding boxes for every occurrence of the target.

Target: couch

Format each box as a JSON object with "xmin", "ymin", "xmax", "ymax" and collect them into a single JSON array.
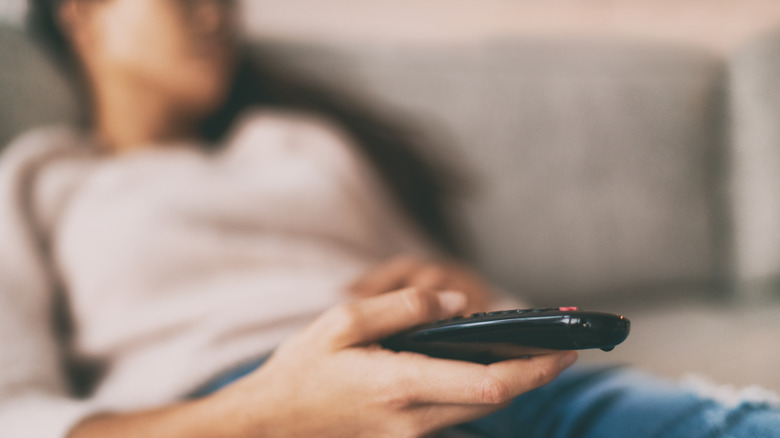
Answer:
[{"xmin": 2, "ymin": 22, "xmax": 780, "ymax": 390}]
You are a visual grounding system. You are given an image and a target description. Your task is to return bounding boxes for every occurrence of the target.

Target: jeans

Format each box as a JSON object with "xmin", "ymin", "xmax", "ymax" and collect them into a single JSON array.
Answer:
[{"xmin": 191, "ymin": 358, "xmax": 780, "ymax": 437}]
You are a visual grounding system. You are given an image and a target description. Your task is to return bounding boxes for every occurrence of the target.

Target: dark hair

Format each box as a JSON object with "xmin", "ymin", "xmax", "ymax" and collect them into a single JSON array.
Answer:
[{"xmin": 27, "ymin": 0, "xmax": 466, "ymax": 255}]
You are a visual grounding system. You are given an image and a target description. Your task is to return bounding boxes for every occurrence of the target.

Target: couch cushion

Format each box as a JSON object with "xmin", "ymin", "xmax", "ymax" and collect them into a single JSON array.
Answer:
[
  {"xmin": 254, "ymin": 38, "xmax": 728, "ymax": 302},
  {"xmin": 0, "ymin": 25, "xmax": 78, "ymax": 150},
  {"xmin": 730, "ymin": 31, "xmax": 780, "ymax": 300}
]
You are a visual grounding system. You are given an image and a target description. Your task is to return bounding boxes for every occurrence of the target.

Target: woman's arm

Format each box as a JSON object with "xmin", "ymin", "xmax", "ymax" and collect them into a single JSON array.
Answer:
[
  {"xmin": 70, "ymin": 288, "xmax": 577, "ymax": 438},
  {"xmin": 67, "ymin": 396, "xmax": 247, "ymax": 438}
]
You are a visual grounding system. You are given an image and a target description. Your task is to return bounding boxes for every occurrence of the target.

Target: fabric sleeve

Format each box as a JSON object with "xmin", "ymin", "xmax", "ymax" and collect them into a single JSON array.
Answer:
[{"xmin": 0, "ymin": 128, "xmax": 104, "ymax": 437}]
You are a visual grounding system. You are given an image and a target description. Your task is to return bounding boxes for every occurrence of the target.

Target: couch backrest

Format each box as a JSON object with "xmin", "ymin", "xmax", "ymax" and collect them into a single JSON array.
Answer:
[
  {"xmin": 0, "ymin": 26, "xmax": 78, "ymax": 149},
  {"xmin": 255, "ymin": 39, "xmax": 729, "ymax": 303},
  {"xmin": 730, "ymin": 31, "xmax": 780, "ymax": 301}
]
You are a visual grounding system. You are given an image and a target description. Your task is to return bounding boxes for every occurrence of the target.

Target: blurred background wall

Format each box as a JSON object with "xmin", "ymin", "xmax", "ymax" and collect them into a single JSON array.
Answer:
[
  {"xmin": 3, "ymin": 0, "xmax": 780, "ymax": 53},
  {"xmin": 241, "ymin": 0, "xmax": 780, "ymax": 54}
]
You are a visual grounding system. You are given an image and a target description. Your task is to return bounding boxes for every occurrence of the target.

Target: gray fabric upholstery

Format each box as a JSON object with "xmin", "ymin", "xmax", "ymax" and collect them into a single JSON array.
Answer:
[
  {"xmin": 730, "ymin": 31, "xmax": 780, "ymax": 300},
  {"xmin": 257, "ymin": 40, "xmax": 728, "ymax": 301},
  {"xmin": 0, "ymin": 25, "xmax": 77, "ymax": 149}
]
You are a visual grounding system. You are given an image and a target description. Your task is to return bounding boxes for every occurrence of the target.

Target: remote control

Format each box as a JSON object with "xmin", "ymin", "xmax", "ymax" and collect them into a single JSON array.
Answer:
[{"xmin": 381, "ymin": 307, "xmax": 630, "ymax": 364}]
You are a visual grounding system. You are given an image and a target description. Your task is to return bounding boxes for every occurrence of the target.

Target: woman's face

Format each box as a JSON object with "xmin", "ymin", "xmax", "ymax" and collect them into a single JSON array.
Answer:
[{"xmin": 64, "ymin": 0, "xmax": 239, "ymax": 116}]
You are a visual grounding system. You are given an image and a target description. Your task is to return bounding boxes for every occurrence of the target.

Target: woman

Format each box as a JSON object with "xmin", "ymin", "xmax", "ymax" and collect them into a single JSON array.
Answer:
[
  {"xmin": 0, "ymin": 0, "xmax": 778, "ymax": 437},
  {"xmin": 2, "ymin": 0, "xmax": 574, "ymax": 436}
]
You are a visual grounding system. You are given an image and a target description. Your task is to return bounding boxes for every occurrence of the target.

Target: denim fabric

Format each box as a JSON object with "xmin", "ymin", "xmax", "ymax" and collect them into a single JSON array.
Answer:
[
  {"xmin": 188, "ymin": 356, "xmax": 270, "ymax": 399},
  {"xmin": 452, "ymin": 366, "xmax": 780, "ymax": 438},
  {"xmin": 192, "ymin": 359, "xmax": 780, "ymax": 438}
]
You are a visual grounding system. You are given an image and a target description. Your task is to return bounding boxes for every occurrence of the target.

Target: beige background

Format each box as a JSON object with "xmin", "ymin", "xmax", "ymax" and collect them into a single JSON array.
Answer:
[
  {"xmin": 244, "ymin": 0, "xmax": 780, "ymax": 53},
  {"xmin": 2, "ymin": 0, "xmax": 779, "ymax": 53}
]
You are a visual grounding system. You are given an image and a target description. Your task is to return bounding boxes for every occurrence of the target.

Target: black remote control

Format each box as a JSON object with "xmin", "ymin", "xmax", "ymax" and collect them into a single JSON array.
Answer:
[{"xmin": 381, "ymin": 307, "xmax": 630, "ymax": 364}]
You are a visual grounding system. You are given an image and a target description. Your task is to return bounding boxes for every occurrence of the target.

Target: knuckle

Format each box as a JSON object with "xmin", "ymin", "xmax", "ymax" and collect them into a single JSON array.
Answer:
[
  {"xmin": 410, "ymin": 426, "xmax": 429, "ymax": 438},
  {"xmin": 379, "ymin": 372, "xmax": 416, "ymax": 407},
  {"xmin": 394, "ymin": 426, "xmax": 422, "ymax": 438},
  {"xmin": 410, "ymin": 406, "xmax": 447, "ymax": 437},
  {"xmin": 401, "ymin": 417, "xmax": 428, "ymax": 438},
  {"xmin": 477, "ymin": 375, "xmax": 512, "ymax": 405},
  {"xmin": 532, "ymin": 364, "xmax": 558, "ymax": 386},
  {"xmin": 380, "ymin": 385, "xmax": 411, "ymax": 408},
  {"xmin": 399, "ymin": 288, "xmax": 434, "ymax": 321},
  {"xmin": 326, "ymin": 304, "xmax": 362, "ymax": 336}
]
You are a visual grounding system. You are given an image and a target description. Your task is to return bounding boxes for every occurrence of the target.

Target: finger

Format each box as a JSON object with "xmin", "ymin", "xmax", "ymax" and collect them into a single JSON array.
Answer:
[
  {"xmin": 316, "ymin": 288, "xmax": 468, "ymax": 349},
  {"xmin": 349, "ymin": 256, "xmax": 421, "ymax": 296},
  {"xmin": 408, "ymin": 266, "xmax": 448, "ymax": 291},
  {"xmin": 397, "ymin": 351, "xmax": 578, "ymax": 405}
]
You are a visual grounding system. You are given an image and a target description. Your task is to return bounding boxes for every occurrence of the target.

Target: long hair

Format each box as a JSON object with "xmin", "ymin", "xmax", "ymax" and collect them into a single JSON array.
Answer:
[{"xmin": 26, "ymin": 0, "xmax": 465, "ymax": 255}]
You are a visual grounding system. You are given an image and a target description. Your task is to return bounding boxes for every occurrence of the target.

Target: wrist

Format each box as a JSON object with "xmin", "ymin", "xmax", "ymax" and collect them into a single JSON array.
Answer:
[
  {"xmin": 208, "ymin": 371, "xmax": 281, "ymax": 438},
  {"xmin": 68, "ymin": 393, "xmax": 256, "ymax": 438}
]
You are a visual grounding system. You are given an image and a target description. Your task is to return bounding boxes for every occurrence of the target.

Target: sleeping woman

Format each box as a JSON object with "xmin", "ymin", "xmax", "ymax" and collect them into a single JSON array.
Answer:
[{"xmin": 1, "ymin": 0, "xmax": 779, "ymax": 437}]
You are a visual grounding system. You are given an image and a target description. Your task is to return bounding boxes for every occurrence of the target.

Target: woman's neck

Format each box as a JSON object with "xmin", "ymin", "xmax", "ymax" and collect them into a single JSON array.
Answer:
[{"xmin": 92, "ymin": 77, "xmax": 196, "ymax": 153}]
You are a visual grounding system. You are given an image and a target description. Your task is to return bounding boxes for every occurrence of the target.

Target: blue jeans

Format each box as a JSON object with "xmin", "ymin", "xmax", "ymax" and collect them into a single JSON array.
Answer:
[{"xmin": 191, "ymin": 358, "xmax": 780, "ymax": 437}]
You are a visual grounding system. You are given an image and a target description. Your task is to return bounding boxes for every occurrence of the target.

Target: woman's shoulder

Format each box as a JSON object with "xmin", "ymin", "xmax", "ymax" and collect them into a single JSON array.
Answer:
[
  {"xmin": 0, "ymin": 125, "xmax": 95, "ymax": 235},
  {"xmin": 0, "ymin": 124, "xmax": 90, "ymax": 171}
]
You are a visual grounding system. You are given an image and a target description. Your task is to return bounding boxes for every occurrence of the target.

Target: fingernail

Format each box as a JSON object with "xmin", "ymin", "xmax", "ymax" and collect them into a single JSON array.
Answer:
[
  {"xmin": 437, "ymin": 291, "xmax": 468, "ymax": 316},
  {"xmin": 560, "ymin": 351, "xmax": 578, "ymax": 369}
]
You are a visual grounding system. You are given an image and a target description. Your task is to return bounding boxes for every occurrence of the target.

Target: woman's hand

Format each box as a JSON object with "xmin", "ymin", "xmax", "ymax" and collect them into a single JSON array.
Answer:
[
  {"xmin": 220, "ymin": 288, "xmax": 578, "ymax": 438},
  {"xmin": 350, "ymin": 256, "xmax": 496, "ymax": 314},
  {"xmin": 68, "ymin": 288, "xmax": 576, "ymax": 438}
]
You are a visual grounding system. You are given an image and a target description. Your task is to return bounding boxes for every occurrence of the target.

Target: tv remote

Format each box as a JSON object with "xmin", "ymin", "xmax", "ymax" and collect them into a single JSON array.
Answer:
[{"xmin": 381, "ymin": 307, "xmax": 630, "ymax": 364}]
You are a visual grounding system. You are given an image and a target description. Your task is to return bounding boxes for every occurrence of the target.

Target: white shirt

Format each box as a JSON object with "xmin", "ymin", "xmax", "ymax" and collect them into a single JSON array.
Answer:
[{"xmin": 0, "ymin": 111, "xmax": 436, "ymax": 436}]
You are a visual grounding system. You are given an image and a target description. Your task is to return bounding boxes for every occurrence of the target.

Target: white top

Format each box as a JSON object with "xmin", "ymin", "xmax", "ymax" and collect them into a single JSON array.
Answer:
[{"xmin": 0, "ymin": 111, "xmax": 437, "ymax": 437}]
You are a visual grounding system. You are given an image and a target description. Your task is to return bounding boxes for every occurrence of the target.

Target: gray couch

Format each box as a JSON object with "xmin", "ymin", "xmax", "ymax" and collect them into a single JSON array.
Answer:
[{"xmin": 2, "ymin": 23, "xmax": 779, "ymax": 390}]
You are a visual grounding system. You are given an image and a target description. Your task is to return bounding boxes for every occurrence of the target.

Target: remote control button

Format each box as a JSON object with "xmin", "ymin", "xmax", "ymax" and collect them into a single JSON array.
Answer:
[
  {"xmin": 487, "ymin": 311, "xmax": 503, "ymax": 316},
  {"xmin": 515, "ymin": 309, "xmax": 531, "ymax": 314},
  {"xmin": 559, "ymin": 307, "xmax": 579, "ymax": 311},
  {"xmin": 531, "ymin": 307, "xmax": 556, "ymax": 313},
  {"xmin": 470, "ymin": 312, "xmax": 487, "ymax": 318}
]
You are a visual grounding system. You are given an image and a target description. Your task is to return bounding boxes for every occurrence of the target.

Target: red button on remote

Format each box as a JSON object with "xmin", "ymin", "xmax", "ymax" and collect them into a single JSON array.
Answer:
[{"xmin": 559, "ymin": 307, "xmax": 579, "ymax": 311}]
